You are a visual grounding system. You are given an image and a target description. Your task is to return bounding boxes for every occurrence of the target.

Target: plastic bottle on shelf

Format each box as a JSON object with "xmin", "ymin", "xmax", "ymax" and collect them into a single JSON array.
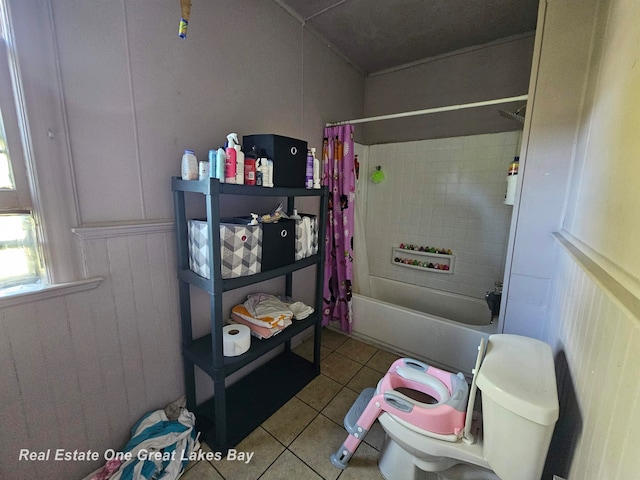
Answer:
[
  {"xmin": 198, "ymin": 160, "xmax": 210, "ymax": 180},
  {"xmin": 181, "ymin": 149, "xmax": 198, "ymax": 180},
  {"xmin": 234, "ymin": 141, "xmax": 245, "ymax": 185},
  {"xmin": 257, "ymin": 157, "xmax": 273, "ymax": 187},
  {"xmin": 225, "ymin": 134, "xmax": 237, "ymax": 184},
  {"xmin": 306, "ymin": 149, "xmax": 314, "ymax": 189},
  {"xmin": 216, "ymin": 147, "xmax": 226, "ymax": 182},
  {"xmin": 312, "ymin": 147, "xmax": 320, "ymax": 188},
  {"xmin": 208, "ymin": 149, "xmax": 217, "ymax": 178},
  {"xmin": 244, "ymin": 148, "xmax": 257, "ymax": 186}
]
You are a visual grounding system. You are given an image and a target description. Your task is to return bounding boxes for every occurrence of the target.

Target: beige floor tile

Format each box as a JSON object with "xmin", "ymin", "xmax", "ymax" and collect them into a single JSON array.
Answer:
[
  {"xmin": 321, "ymin": 352, "xmax": 363, "ymax": 385},
  {"xmin": 183, "ymin": 442, "xmax": 213, "ymax": 473},
  {"xmin": 259, "ymin": 449, "xmax": 323, "ymax": 480},
  {"xmin": 322, "ymin": 387, "xmax": 358, "ymax": 426},
  {"xmin": 346, "ymin": 365, "xmax": 384, "ymax": 393},
  {"xmin": 293, "ymin": 339, "xmax": 332, "ymax": 362},
  {"xmin": 321, "ymin": 328, "xmax": 349, "ymax": 350},
  {"xmin": 366, "ymin": 349, "xmax": 402, "ymax": 374},
  {"xmin": 336, "ymin": 441, "xmax": 384, "ymax": 480},
  {"xmin": 262, "ymin": 396, "xmax": 318, "ymax": 446},
  {"xmin": 336, "ymin": 337, "xmax": 378, "ymax": 364},
  {"xmin": 212, "ymin": 427, "xmax": 284, "ymax": 480},
  {"xmin": 180, "ymin": 459, "xmax": 224, "ymax": 479},
  {"xmin": 363, "ymin": 420, "xmax": 386, "ymax": 451},
  {"xmin": 296, "ymin": 374, "xmax": 342, "ymax": 411},
  {"xmin": 289, "ymin": 414, "xmax": 348, "ymax": 480}
]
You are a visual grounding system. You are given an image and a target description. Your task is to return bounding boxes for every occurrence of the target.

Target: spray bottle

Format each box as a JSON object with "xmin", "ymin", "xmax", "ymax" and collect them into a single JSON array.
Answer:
[{"xmin": 225, "ymin": 134, "xmax": 238, "ymax": 184}]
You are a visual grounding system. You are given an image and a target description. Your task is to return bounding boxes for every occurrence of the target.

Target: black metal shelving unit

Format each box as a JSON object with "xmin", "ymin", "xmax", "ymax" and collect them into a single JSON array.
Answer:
[{"xmin": 171, "ymin": 176, "xmax": 328, "ymax": 451}]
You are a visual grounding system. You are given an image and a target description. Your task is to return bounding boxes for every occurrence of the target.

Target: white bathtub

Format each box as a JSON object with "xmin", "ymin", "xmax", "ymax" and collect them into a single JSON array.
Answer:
[{"xmin": 352, "ymin": 276, "xmax": 498, "ymax": 374}]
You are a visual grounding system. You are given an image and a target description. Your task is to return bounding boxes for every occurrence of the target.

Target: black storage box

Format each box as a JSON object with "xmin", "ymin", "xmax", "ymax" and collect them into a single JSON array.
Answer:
[
  {"xmin": 243, "ymin": 134, "xmax": 308, "ymax": 188},
  {"xmin": 260, "ymin": 219, "xmax": 296, "ymax": 271}
]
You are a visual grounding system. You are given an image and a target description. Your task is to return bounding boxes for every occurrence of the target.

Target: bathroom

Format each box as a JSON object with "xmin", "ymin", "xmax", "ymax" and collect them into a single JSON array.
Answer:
[{"xmin": 1, "ymin": 1, "xmax": 639, "ymax": 479}]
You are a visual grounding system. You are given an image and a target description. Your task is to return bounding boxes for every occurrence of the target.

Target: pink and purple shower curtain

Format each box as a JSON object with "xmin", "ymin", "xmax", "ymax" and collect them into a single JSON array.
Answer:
[{"xmin": 322, "ymin": 124, "xmax": 355, "ymax": 333}]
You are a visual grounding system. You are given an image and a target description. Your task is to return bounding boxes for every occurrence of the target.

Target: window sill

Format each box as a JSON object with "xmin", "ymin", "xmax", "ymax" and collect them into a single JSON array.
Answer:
[{"xmin": 0, "ymin": 277, "xmax": 103, "ymax": 308}]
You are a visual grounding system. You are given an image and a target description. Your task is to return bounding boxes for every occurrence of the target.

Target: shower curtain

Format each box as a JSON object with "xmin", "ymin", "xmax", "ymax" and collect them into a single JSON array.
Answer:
[{"xmin": 322, "ymin": 124, "xmax": 356, "ymax": 333}]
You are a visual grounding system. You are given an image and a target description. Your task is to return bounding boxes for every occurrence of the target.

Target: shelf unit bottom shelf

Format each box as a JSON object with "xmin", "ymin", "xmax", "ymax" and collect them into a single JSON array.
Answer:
[{"xmin": 193, "ymin": 351, "xmax": 319, "ymax": 451}]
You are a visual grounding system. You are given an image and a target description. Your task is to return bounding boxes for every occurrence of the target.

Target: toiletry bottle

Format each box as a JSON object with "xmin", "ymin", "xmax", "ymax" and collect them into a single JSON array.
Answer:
[
  {"xmin": 181, "ymin": 149, "xmax": 198, "ymax": 180},
  {"xmin": 244, "ymin": 147, "xmax": 257, "ymax": 186},
  {"xmin": 225, "ymin": 134, "xmax": 237, "ymax": 184},
  {"xmin": 312, "ymin": 147, "xmax": 320, "ymax": 188},
  {"xmin": 266, "ymin": 159, "xmax": 274, "ymax": 187},
  {"xmin": 289, "ymin": 208, "xmax": 301, "ymax": 220},
  {"xmin": 234, "ymin": 141, "xmax": 245, "ymax": 185},
  {"xmin": 208, "ymin": 149, "xmax": 217, "ymax": 178},
  {"xmin": 258, "ymin": 157, "xmax": 273, "ymax": 187},
  {"xmin": 256, "ymin": 157, "xmax": 264, "ymax": 186},
  {"xmin": 216, "ymin": 147, "xmax": 225, "ymax": 182},
  {"xmin": 198, "ymin": 160, "xmax": 210, "ymax": 180},
  {"xmin": 305, "ymin": 149, "xmax": 314, "ymax": 189}
]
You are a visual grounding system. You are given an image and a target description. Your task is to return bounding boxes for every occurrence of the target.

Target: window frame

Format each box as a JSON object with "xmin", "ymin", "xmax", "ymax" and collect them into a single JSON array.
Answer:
[
  {"xmin": 0, "ymin": 33, "xmax": 31, "ymax": 211},
  {"xmin": 0, "ymin": 0, "xmax": 47, "ymax": 290}
]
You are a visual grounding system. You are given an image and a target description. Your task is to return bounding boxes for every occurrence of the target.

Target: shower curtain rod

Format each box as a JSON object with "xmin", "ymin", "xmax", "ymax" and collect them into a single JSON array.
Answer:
[{"xmin": 325, "ymin": 94, "xmax": 528, "ymax": 127}]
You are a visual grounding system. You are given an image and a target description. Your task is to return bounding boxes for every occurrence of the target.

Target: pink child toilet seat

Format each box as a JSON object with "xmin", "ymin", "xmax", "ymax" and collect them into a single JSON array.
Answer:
[{"xmin": 330, "ymin": 358, "xmax": 469, "ymax": 469}]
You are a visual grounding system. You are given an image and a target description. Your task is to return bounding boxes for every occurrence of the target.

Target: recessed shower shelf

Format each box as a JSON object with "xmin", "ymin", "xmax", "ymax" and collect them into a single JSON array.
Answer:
[{"xmin": 391, "ymin": 247, "xmax": 455, "ymax": 274}]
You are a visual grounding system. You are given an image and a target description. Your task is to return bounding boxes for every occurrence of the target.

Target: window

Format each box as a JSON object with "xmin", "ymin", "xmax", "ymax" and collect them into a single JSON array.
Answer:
[{"xmin": 0, "ymin": 2, "xmax": 45, "ymax": 292}]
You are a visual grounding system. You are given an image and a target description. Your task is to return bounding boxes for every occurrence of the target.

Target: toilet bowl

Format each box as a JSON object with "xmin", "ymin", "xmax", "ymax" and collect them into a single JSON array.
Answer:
[
  {"xmin": 376, "ymin": 334, "xmax": 559, "ymax": 480},
  {"xmin": 331, "ymin": 334, "xmax": 559, "ymax": 480}
]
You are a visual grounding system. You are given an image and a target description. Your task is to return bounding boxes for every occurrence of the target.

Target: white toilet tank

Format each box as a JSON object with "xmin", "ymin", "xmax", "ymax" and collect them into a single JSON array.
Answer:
[{"xmin": 475, "ymin": 334, "xmax": 559, "ymax": 480}]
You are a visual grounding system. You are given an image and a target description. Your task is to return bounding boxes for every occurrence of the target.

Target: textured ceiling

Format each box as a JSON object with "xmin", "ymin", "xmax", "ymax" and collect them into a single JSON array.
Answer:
[{"xmin": 276, "ymin": 0, "xmax": 539, "ymax": 73}]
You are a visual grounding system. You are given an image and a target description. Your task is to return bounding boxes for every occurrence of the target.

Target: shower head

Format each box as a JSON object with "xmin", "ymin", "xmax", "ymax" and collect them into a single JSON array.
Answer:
[{"xmin": 498, "ymin": 104, "xmax": 526, "ymax": 124}]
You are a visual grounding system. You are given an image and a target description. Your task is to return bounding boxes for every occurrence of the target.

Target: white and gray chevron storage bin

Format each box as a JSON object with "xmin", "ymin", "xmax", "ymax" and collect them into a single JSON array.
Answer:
[{"xmin": 187, "ymin": 218, "xmax": 262, "ymax": 279}]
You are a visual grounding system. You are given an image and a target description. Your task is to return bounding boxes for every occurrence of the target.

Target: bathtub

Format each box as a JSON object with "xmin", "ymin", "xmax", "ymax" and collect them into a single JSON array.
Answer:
[{"xmin": 351, "ymin": 276, "xmax": 498, "ymax": 375}]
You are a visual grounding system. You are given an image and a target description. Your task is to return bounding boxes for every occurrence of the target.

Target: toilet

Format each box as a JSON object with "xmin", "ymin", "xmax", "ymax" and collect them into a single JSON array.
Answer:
[
  {"xmin": 378, "ymin": 334, "xmax": 559, "ymax": 480},
  {"xmin": 333, "ymin": 334, "xmax": 559, "ymax": 480}
]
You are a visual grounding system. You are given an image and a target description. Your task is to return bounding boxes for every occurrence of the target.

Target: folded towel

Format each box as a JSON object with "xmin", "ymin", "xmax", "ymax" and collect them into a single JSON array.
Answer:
[
  {"xmin": 228, "ymin": 315, "xmax": 282, "ymax": 340},
  {"xmin": 245, "ymin": 293, "xmax": 293, "ymax": 321},
  {"xmin": 288, "ymin": 301, "xmax": 314, "ymax": 320},
  {"xmin": 232, "ymin": 304, "xmax": 292, "ymax": 329}
]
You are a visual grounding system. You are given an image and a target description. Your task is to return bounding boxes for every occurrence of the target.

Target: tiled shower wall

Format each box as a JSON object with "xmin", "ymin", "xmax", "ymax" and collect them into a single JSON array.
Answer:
[{"xmin": 363, "ymin": 131, "xmax": 520, "ymax": 299}]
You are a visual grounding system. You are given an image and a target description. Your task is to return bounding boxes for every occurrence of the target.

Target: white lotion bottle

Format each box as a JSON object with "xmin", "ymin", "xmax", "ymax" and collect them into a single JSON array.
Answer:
[
  {"xmin": 235, "ymin": 143, "xmax": 245, "ymax": 185},
  {"xmin": 312, "ymin": 147, "xmax": 320, "ymax": 188},
  {"xmin": 181, "ymin": 149, "xmax": 198, "ymax": 180}
]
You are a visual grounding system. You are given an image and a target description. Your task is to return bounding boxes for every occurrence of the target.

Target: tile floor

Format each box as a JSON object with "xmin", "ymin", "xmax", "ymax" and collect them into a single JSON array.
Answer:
[{"xmin": 181, "ymin": 328, "xmax": 401, "ymax": 480}]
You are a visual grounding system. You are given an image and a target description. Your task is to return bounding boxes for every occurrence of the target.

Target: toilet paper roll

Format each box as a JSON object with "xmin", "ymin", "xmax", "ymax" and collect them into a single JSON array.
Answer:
[{"xmin": 223, "ymin": 324, "xmax": 251, "ymax": 357}]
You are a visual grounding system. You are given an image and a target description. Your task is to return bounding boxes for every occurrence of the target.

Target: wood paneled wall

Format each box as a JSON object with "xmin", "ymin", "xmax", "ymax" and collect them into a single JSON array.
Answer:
[
  {"xmin": 544, "ymin": 246, "xmax": 640, "ymax": 479},
  {"xmin": 0, "ymin": 230, "xmax": 183, "ymax": 479}
]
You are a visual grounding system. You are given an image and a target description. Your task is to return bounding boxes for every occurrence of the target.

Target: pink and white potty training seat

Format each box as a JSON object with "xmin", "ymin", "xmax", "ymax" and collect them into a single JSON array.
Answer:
[{"xmin": 330, "ymin": 357, "xmax": 469, "ymax": 469}]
